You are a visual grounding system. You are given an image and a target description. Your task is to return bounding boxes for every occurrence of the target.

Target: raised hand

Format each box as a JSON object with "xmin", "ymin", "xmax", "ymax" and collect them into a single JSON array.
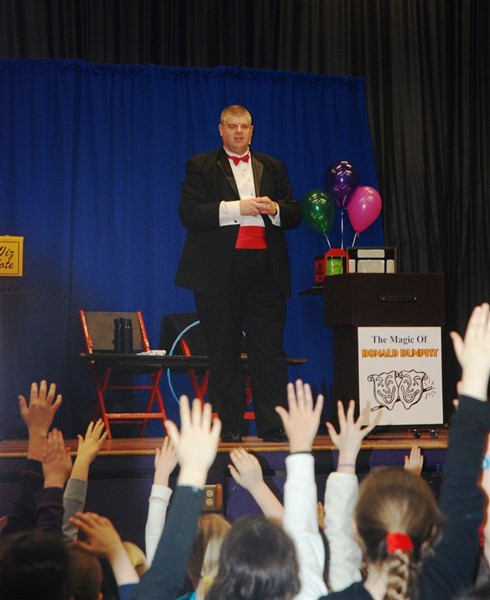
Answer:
[
  {"xmin": 404, "ymin": 445, "xmax": 424, "ymax": 476},
  {"xmin": 326, "ymin": 399, "xmax": 377, "ymax": 473},
  {"xmin": 276, "ymin": 379, "xmax": 324, "ymax": 452},
  {"xmin": 72, "ymin": 511, "xmax": 123, "ymax": 556},
  {"xmin": 153, "ymin": 436, "xmax": 178, "ymax": 486},
  {"xmin": 450, "ymin": 302, "xmax": 490, "ymax": 400},
  {"xmin": 71, "ymin": 418, "xmax": 108, "ymax": 480},
  {"xmin": 19, "ymin": 380, "xmax": 63, "ymax": 460},
  {"xmin": 70, "ymin": 511, "xmax": 139, "ymax": 585},
  {"xmin": 42, "ymin": 429, "xmax": 72, "ymax": 488},
  {"xmin": 229, "ymin": 448, "xmax": 284, "ymax": 519},
  {"xmin": 165, "ymin": 396, "xmax": 221, "ymax": 488},
  {"xmin": 229, "ymin": 448, "xmax": 263, "ymax": 492}
]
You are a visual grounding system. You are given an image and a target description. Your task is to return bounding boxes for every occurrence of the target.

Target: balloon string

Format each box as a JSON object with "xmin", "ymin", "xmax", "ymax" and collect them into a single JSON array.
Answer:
[
  {"xmin": 352, "ymin": 232, "xmax": 358, "ymax": 246},
  {"xmin": 340, "ymin": 210, "xmax": 344, "ymax": 249},
  {"xmin": 324, "ymin": 234, "xmax": 332, "ymax": 250}
]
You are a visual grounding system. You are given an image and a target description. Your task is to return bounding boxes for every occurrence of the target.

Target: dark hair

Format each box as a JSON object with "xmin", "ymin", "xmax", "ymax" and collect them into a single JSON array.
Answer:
[
  {"xmin": 68, "ymin": 544, "xmax": 103, "ymax": 600},
  {"xmin": 356, "ymin": 467, "xmax": 443, "ymax": 600},
  {"xmin": 318, "ymin": 525, "xmax": 332, "ymax": 592},
  {"xmin": 0, "ymin": 530, "xmax": 70, "ymax": 600},
  {"xmin": 206, "ymin": 515, "xmax": 300, "ymax": 600}
]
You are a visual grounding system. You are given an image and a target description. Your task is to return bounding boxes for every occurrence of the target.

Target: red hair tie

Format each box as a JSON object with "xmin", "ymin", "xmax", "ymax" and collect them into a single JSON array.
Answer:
[{"xmin": 386, "ymin": 532, "xmax": 414, "ymax": 554}]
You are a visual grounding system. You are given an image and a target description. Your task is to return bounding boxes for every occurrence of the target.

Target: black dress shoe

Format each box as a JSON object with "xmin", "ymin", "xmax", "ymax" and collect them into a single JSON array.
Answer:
[
  {"xmin": 262, "ymin": 427, "xmax": 288, "ymax": 443},
  {"xmin": 220, "ymin": 431, "xmax": 243, "ymax": 443}
]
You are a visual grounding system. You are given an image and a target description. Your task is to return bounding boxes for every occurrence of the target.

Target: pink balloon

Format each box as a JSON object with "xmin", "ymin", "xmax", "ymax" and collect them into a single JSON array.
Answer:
[{"xmin": 347, "ymin": 186, "xmax": 382, "ymax": 233}]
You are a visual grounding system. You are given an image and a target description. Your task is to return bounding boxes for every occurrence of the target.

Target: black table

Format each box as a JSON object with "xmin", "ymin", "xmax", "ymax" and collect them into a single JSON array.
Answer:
[{"xmin": 77, "ymin": 352, "xmax": 306, "ymax": 372}]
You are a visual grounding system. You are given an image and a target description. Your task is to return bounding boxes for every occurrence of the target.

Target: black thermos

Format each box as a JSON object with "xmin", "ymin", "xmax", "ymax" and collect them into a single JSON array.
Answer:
[{"xmin": 114, "ymin": 318, "xmax": 133, "ymax": 353}]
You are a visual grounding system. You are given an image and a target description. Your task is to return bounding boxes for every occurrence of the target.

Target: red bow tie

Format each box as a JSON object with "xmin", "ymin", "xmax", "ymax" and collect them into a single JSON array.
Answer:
[{"xmin": 227, "ymin": 153, "xmax": 250, "ymax": 166}]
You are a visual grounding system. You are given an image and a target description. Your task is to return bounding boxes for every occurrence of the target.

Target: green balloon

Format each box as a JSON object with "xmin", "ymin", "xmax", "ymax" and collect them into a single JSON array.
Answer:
[{"xmin": 301, "ymin": 189, "xmax": 335, "ymax": 235}]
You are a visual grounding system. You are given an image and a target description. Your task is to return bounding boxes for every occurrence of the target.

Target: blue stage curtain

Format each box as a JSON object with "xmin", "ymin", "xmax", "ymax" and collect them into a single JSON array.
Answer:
[{"xmin": 0, "ymin": 59, "xmax": 383, "ymax": 437}]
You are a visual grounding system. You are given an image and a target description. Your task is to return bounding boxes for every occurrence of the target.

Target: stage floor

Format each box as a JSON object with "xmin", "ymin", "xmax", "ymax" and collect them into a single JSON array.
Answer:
[{"xmin": 0, "ymin": 429, "xmax": 448, "ymax": 458}]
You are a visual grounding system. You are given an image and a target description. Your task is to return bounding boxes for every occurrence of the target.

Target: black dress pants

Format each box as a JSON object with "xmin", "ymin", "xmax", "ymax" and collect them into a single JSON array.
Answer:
[{"xmin": 194, "ymin": 249, "xmax": 288, "ymax": 437}]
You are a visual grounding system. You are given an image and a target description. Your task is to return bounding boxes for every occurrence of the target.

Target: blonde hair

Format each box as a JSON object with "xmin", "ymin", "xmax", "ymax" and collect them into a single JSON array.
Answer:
[
  {"xmin": 355, "ymin": 468, "xmax": 442, "ymax": 600},
  {"xmin": 220, "ymin": 105, "xmax": 252, "ymax": 126},
  {"xmin": 186, "ymin": 513, "xmax": 231, "ymax": 600},
  {"xmin": 122, "ymin": 541, "xmax": 148, "ymax": 577}
]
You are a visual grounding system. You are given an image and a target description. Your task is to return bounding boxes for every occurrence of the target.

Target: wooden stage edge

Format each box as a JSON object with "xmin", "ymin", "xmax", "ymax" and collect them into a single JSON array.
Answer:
[{"xmin": 0, "ymin": 430, "xmax": 449, "ymax": 459}]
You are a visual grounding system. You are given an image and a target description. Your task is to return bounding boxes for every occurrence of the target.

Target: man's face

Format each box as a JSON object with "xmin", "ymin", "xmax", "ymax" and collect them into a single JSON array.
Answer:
[{"xmin": 219, "ymin": 114, "xmax": 253, "ymax": 155}]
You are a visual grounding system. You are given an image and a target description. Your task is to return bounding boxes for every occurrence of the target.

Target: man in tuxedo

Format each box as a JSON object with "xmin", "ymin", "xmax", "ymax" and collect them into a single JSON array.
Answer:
[{"xmin": 175, "ymin": 105, "xmax": 301, "ymax": 442}]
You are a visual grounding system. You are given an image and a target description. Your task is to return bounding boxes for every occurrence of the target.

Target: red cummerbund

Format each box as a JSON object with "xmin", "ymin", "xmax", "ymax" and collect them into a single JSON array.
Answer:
[{"xmin": 235, "ymin": 226, "xmax": 267, "ymax": 249}]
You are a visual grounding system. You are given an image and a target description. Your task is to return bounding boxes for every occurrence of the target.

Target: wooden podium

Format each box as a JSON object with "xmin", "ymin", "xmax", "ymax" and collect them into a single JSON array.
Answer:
[{"xmin": 323, "ymin": 273, "xmax": 446, "ymax": 428}]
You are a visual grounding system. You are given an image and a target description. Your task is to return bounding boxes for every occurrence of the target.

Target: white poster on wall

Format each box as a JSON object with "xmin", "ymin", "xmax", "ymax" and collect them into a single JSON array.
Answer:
[{"xmin": 358, "ymin": 326, "xmax": 444, "ymax": 427}]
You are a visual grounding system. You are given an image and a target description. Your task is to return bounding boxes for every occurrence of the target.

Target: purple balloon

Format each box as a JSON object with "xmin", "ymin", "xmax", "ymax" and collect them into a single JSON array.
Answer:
[
  {"xmin": 347, "ymin": 186, "xmax": 382, "ymax": 233},
  {"xmin": 325, "ymin": 160, "xmax": 360, "ymax": 209}
]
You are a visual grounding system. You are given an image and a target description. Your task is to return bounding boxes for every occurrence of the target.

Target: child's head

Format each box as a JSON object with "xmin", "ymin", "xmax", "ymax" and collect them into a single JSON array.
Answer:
[
  {"xmin": 0, "ymin": 530, "xmax": 71, "ymax": 600},
  {"xmin": 68, "ymin": 544, "xmax": 103, "ymax": 600},
  {"xmin": 186, "ymin": 513, "xmax": 231, "ymax": 597},
  {"xmin": 206, "ymin": 515, "xmax": 300, "ymax": 600},
  {"xmin": 122, "ymin": 541, "xmax": 148, "ymax": 577},
  {"xmin": 355, "ymin": 467, "xmax": 443, "ymax": 599}
]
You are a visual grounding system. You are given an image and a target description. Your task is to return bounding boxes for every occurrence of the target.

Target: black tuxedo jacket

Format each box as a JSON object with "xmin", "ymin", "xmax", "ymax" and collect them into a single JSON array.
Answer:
[{"xmin": 175, "ymin": 147, "xmax": 302, "ymax": 297}]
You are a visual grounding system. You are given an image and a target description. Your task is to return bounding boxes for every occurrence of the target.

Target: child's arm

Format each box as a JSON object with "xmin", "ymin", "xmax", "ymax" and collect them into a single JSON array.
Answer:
[
  {"xmin": 63, "ymin": 418, "xmax": 107, "ymax": 542},
  {"xmin": 130, "ymin": 396, "xmax": 221, "ymax": 600},
  {"xmin": 145, "ymin": 436, "xmax": 178, "ymax": 565},
  {"xmin": 277, "ymin": 380, "xmax": 328, "ymax": 600},
  {"xmin": 3, "ymin": 380, "xmax": 63, "ymax": 534},
  {"xmin": 423, "ymin": 303, "xmax": 490, "ymax": 597},
  {"xmin": 324, "ymin": 399, "xmax": 376, "ymax": 591},
  {"xmin": 229, "ymin": 448, "xmax": 284, "ymax": 521},
  {"xmin": 37, "ymin": 428, "xmax": 72, "ymax": 533}
]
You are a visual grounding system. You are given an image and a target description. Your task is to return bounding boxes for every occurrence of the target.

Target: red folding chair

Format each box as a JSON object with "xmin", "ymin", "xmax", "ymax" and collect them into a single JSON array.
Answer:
[{"xmin": 79, "ymin": 310, "xmax": 168, "ymax": 438}]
